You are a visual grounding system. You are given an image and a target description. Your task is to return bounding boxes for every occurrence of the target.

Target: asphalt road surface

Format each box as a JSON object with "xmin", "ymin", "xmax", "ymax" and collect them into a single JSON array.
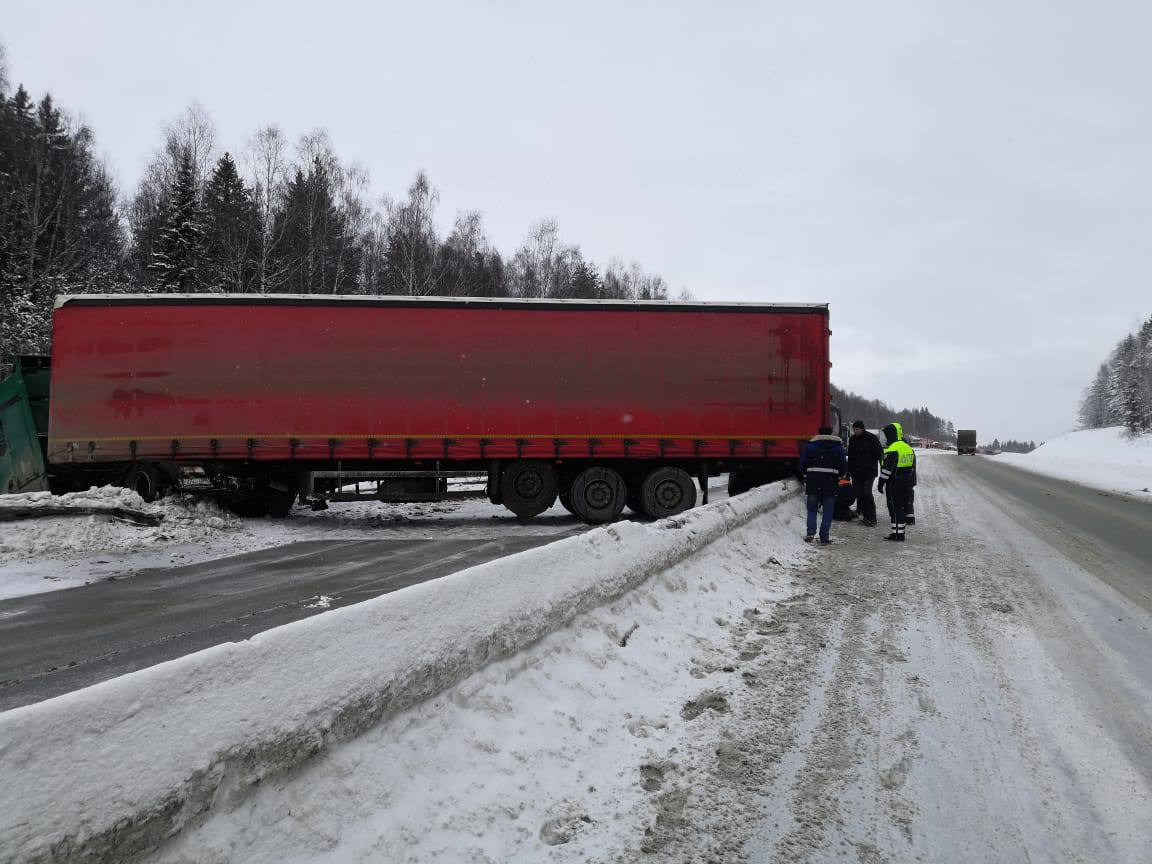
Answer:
[
  {"xmin": 0, "ymin": 534, "xmax": 569, "ymax": 711},
  {"xmin": 951, "ymin": 453, "xmax": 1152, "ymax": 613}
]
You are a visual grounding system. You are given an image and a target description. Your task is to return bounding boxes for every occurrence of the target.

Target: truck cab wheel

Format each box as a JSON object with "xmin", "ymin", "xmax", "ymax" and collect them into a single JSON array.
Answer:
[
  {"xmin": 641, "ymin": 467, "xmax": 697, "ymax": 520},
  {"xmin": 500, "ymin": 460, "xmax": 558, "ymax": 519},
  {"xmin": 570, "ymin": 467, "xmax": 627, "ymax": 524}
]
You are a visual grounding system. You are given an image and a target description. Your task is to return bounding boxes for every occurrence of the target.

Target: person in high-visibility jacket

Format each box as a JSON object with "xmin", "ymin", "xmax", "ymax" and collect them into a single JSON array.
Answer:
[{"xmin": 877, "ymin": 421, "xmax": 917, "ymax": 541}]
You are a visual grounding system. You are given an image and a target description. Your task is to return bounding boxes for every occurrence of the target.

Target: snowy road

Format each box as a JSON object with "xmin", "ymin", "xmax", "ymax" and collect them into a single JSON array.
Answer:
[
  {"xmin": 953, "ymin": 453, "xmax": 1152, "ymax": 611},
  {"xmin": 145, "ymin": 452, "xmax": 1152, "ymax": 863},
  {"xmin": 0, "ymin": 534, "xmax": 572, "ymax": 711}
]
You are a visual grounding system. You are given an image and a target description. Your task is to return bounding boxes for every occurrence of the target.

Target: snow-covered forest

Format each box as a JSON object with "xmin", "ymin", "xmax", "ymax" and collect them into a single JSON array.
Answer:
[
  {"xmin": 1078, "ymin": 316, "xmax": 1152, "ymax": 436},
  {"xmin": 829, "ymin": 384, "xmax": 955, "ymax": 442},
  {"xmin": 0, "ymin": 48, "xmax": 676, "ymax": 374}
]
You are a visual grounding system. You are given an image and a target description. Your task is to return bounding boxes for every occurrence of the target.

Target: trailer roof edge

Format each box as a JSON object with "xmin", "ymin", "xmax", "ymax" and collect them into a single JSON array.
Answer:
[{"xmin": 54, "ymin": 294, "xmax": 830, "ymax": 313}]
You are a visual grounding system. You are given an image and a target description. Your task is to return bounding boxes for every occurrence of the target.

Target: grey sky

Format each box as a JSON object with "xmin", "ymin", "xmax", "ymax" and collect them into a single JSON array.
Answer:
[{"xmin": 4, "ymin": 0, "xmax": 1150, "ymax": 442}]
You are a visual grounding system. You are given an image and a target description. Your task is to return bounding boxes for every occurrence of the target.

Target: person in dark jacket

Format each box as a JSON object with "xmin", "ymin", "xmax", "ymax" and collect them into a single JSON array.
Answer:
[
  {"xmin": 798, "ymin": 426, "xmax": 848, "ymax": 544},
  {"xmin": 846, "ymin": 420, "xmax": 883, "ymax": 526}
]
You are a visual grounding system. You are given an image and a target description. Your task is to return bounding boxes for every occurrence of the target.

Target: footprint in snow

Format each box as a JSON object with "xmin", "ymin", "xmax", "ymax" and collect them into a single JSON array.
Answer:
[
  {"xmin": 681, "ymin": 691, "xmax": 730, "ymax": 720},
  {"xmin": 639, "ymin": 763, "xmax": 667, "ymax": 792}
]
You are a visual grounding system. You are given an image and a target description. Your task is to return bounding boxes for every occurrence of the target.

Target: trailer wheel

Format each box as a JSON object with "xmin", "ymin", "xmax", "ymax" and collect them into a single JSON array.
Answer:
[
  {"xmin": 229, "ymin": 494, "xmax": 271, "ymax": 518},
  {"xmin": 500, "ymin": 460, "xmax": 557, "ymax": 519},
  {"xmin": 641, "ymin": 467, "xmax": 697, "ymax": 520},
  {"xmin": 122, "ymin": 463, "xmax": 164, "ymax": 503},
  {"xmin": 570, "ymin": 467, "xmax": 627, "ymax": 524},
  {"xmin": 267, "ymin": 475, "xmax": 297, "ymax": 518},
  {"xmin": 486, "ymin": 463, "xmax": 503, "ymax": 505}
]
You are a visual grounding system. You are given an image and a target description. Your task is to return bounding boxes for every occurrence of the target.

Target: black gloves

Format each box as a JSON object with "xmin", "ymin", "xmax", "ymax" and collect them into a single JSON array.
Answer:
[{"xmin": 877, "ymin": 480, "xmax": 886, "ymax": 493}]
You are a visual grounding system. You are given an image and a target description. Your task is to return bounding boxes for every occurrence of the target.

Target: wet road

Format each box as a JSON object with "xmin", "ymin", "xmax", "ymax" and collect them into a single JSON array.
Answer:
[{"xmin": 0, "ymin": 534, "xmax": 570, "ymax": 711}]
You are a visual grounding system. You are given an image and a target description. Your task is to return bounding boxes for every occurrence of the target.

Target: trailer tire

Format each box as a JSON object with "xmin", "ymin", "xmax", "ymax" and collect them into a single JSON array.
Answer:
[
  {"xmin": 500, "ymin": 460, "xmax": 557, "ymax": 519},
  {"xmin": 570, "ymin": 467, "xmax": 627, "ymax": 524},
  {"xmin": 641, "ymin": 467, "xmax": 697, "ymax": 520},
  {"xmin": 267, "ymin": 475, "xmax": 297, "ymax": 518},
  {"xmin": 487, "ymin": 463, "xmax": 503, "ymax": 505},
  {"xmin": 121, "ymin": 463, "xmax": 166, "ymax": 503},
  {"xmin": 229, "ymin": 494, "xmax": 271, "ymax": 518}
]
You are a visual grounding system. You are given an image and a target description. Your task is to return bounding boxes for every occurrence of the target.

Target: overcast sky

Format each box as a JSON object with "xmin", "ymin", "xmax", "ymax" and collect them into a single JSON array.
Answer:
[{"xmin": 4, "ymin": 0, "xmax": 1150, "ymax": 442}]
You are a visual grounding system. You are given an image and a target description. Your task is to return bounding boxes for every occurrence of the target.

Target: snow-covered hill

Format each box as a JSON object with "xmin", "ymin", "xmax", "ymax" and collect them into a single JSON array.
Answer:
[{"xmin": 992, "ymin": 427, "xmax": 1152, "ymax": 499}]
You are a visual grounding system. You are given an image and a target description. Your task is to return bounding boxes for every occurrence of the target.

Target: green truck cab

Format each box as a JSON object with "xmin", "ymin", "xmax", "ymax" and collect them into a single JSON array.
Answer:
[{"xmin": 0, "ymin": 356, "xmax": 52, "ymax": 494}]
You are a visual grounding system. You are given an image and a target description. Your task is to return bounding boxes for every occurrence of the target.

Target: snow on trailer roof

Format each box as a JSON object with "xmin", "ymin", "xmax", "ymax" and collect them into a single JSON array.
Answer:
[{"xmin": 54, "ymin": 294, "xmax": 830, "ymax": 314}]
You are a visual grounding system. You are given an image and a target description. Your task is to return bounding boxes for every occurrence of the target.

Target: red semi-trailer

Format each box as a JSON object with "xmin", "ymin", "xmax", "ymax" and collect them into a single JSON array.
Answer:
[{"xmin": 47, "ymin": 295, "xmax": 835, "ymax": 522}]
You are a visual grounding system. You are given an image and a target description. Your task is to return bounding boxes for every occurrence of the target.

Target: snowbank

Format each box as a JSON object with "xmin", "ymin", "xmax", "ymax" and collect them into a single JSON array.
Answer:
[
  {"xmin": 0, "ymin": 486, "xmax": 237, "ymax": 557},
  {"xmin": 0, "ymin": 487, "xmax": 244, "ymax": 599},
  {"xmin": 0, "ymin": 482, "xmax": 794, "ymax": 864},
  {"xmin": 991, "ymin": 427, "xmax": 1152, "ymax": 499}
]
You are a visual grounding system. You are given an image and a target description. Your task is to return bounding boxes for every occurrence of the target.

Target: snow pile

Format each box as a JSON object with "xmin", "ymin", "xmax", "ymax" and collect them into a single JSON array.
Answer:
[
  {"xmin": 0, "ymin": 484, "xmax": 147, "ymax": 512},
  {"xmin": 0, "ymin": 486, "xmax": 240, "ymax": 562},
  {"xmin": 154, "ymin": 495, "xmax": 807, "ymax": 863},
  {"xmin": 0, "ymin": 482, "xmax": 795, "ymax": 864},
  {"xmin": 992, "ymin": 427, "xmax": 1152, "ymax": 498}
]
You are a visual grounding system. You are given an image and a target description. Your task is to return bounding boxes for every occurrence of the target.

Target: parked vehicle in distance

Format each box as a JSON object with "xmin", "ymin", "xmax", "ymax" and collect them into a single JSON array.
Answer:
[
  {"xmin": 36, "ymin": 294, "xmax": 837, "ymax": 523},
  {"xmin": 957, "ymin": 429, "xmax": 978, "ymax": 455}
]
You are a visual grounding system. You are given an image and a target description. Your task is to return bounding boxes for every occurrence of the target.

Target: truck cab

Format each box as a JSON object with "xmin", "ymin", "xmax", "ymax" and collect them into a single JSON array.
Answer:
[{"xmin": 0, "ymin": 356, "xmax": 52, "ymax": 494}]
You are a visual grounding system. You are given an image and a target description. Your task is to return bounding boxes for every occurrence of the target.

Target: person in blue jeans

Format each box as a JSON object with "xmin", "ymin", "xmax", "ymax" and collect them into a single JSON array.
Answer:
[{"xmin": 798, "ymin": 426, "xmax": 848, "ymax": 545}]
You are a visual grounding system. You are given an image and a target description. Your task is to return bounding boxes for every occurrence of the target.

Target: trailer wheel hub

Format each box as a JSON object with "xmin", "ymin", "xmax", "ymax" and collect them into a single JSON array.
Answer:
[
  {"xmin": 654, "ymin": 479, "xmax": 682, "ymax": 509},
  {"xmin": 513, "ymin": 469, "xmax": 544, "ymax": 500},
  {"xmin": 583, "ymin": 479, "xmax": 613, "ymax": 509}
]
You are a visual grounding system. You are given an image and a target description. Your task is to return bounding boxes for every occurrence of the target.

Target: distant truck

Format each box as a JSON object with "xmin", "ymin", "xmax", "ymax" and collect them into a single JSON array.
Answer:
[
  {"xmin": 957, "ymin": 429, "xmax": 977, "ymax": 455},
  {"xmin": 4, "ymin": 294, "xmax": 839, "ymax": 523}
]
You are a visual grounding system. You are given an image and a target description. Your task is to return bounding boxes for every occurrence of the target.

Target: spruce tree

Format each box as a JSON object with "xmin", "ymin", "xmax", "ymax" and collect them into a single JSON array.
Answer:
[
  {"xmin": 571, "ymin": 258, "xmax": 602, "ymax": 298},
  {"xmin": 1, "ymin": 81, "xmax": 123, "ymax": 372},
  {"xmin": 271, "ymin": 158, "xmax": 357, "ymax": 294},
  {"xmin": 149, "ymin": 148, "xmax": 205, "ymax": 291},
  {"xmin": 1139, "ymin": 317, "xmax": 1152, "ymax": 432},
  {"xmin": 1107, "ymin": 335, "xmax": 1146, "ymax": 435},
  {"xmin": 1079, "ymin": 363, "xmax": 1112, "ymax": 429},
  {"xmin": 202, "ymin": 152, "xmax": 261, "ymax": 292}
]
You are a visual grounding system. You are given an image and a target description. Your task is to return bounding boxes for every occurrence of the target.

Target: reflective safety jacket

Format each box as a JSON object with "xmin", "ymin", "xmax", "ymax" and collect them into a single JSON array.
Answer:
[{"xmin": 880, "ymin": 422, "xmax": 917, "ymax": 486}]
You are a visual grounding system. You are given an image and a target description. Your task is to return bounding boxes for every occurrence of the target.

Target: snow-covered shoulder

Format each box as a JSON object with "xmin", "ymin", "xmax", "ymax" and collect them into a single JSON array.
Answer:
[
  {"xmin": 990, "ymin": 427, "xmax": 1152, "ymax": 499},
  {"xmin": 0, "ymin": 481, "xmax": 796, "ymax": 864}
]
